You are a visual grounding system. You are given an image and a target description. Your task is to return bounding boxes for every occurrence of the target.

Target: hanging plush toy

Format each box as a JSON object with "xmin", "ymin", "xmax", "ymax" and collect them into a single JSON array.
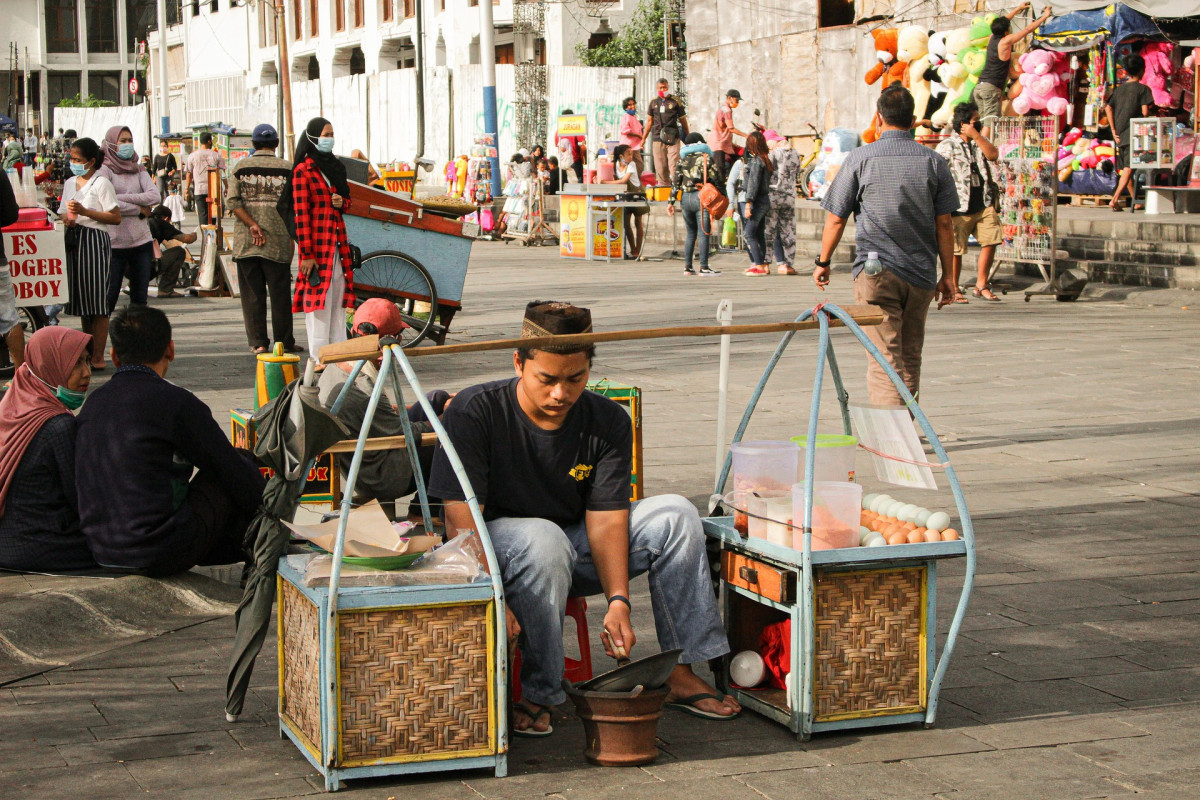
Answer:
[
  {"xmin": 1140, "ymin": 42, "xmax": 1174, "ymax": 108},
  {"xmin": 899, "ymin": 26, "xmax": 932, "ymax": 127},
  {"xmin": 932, "ymin": 28, "xmax": 971, "ymax": 128},
  {"xmin": 863, "ymin": 28, "xmax": 909, "ymax": 143},
  {"xmin": 924, "ymin": 31, "xmax": 951, "ymax": 125},
  {"xmin": 1012, "ymin": 50, "xmax": 1070, "ymax": 116}
]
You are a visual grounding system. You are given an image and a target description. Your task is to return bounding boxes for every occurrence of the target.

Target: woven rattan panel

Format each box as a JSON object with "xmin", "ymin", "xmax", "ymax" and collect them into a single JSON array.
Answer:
[
  {"xmin": 338, "ymin": 603, "xmax": 491, "ymax": 761},
  {"xmin": 280, "ymin": 581, "xmax": 323, "ymax": 745},
  {"xmin": 813, "ymin": 567, "xmax": 924, "ymax": 720}
]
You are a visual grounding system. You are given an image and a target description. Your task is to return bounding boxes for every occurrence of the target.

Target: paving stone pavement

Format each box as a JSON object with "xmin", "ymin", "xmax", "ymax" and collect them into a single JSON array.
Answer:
[{"xmin": 2, "ymin": 238, "xmax": 1199, "ymax": 799}]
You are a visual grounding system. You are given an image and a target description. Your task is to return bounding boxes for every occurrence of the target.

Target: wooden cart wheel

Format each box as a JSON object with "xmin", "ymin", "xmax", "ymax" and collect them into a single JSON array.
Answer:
[{"xmin": 353, "ymin": 251, "xmax": 439, "ymax": 347}]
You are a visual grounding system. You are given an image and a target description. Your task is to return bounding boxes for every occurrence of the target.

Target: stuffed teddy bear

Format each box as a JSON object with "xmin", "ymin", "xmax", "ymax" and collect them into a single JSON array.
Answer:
[
  {"xmin": 899, "ymin": 27, "xmax": 932, "ymax": 127},
  {"xmin": 923, "ymin": 31, "xmax": 951, "ymax": 125},
  {"xmin": 863, "ymin": 28, "xmax": 909, "ymax": 143},
  {"xmin": 1012, "ymin": 49, "xmax": 1070, "ymax": 116},
  {"xmin": 1140, "ymin": 42, "xmax": 1174, "ymax": 107},
  {"xmin": 932, "ymin": 28, "xmax": 971, "ymax": 128}
]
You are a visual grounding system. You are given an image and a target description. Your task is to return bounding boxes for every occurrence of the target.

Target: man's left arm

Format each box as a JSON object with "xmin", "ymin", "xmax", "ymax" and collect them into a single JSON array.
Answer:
[
  {"xmin": 932, "ymin": 156, "xmax": 960, "ymax": 307},
  {"xmin": 585, "ymin": 508, "xmax": 634, "ymax": 658},
  {"xmin": 935, "ymin": 213, "xmax": 956, "ymax": 307}
]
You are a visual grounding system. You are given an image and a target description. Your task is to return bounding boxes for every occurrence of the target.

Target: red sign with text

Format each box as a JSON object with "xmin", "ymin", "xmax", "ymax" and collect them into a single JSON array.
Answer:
[{"xmin": 4, "ymin": 229, "xmax": 69, "ymax": 305}]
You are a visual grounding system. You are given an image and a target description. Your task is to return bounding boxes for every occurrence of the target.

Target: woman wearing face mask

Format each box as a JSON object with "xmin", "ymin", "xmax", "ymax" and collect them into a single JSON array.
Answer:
[
  {"xmin": 0, "ymin": 327, "xmax": 98, "ymax": 572},
  {"xmin": 97, "ymin": 126, "xmax": 160, "ymax": 310},
  {"xmin": 280, "ymin": 117, "xmax": 354, "ymax": 355},
  {"xmin": 57, "ymin": 137, "xmax": 121, "ymax": 370},
  {"xmin": 618, "ymin": 96, "xmax": 645, "ymax": 175}
]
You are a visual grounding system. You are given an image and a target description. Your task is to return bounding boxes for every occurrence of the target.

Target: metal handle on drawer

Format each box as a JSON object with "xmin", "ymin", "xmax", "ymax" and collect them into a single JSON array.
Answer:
[{"xmin": 738, "ymin": 565, "xmax": 758, "ymax": 584}]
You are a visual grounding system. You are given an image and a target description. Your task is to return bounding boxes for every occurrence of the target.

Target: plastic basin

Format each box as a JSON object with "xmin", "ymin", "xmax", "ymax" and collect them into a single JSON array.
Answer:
[
  {"xmin": 791, "ymin": 434, "xmax": 858, "ymax": 483},
  {"xmin": 791, "ymin": 481, "xmax": 863, "ymax": 550},
  {"xmin": 730, "ymin": 441, "xmax": 800, "ymax": 497}
]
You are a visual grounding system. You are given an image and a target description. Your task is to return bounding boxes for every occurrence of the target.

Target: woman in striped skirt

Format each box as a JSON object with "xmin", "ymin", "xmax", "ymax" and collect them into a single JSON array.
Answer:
[{"xmin": 58, "ymin": 138, "xmax": 121, "ymax": 370}]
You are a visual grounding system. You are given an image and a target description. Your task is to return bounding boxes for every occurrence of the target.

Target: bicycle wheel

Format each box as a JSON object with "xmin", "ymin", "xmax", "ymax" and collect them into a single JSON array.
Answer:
[
  {"xmin": 353, "ymin": 251, "xmax": 439, "ymax": 347},
  {"xmin": 0, "ymin": 307, "xmax": 48, "ymax": 374},
  {"xmin": 798, "ymin": 164, "xmax": 817, "ymax": 199}
]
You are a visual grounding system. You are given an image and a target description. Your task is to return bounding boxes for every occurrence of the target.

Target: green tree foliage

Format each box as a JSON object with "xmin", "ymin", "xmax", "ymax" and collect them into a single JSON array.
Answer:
[
  {"xmin": 57, "ymin": 94, "xmax": 116, "ymax": 108},
  {"xmin": 576, "ymin": 0, "xmax": 668, "ymax": 67}
]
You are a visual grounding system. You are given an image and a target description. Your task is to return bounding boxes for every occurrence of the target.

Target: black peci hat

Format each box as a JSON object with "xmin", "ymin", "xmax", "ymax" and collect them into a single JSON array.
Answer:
[{"xmin": 521, "ymin": 301, "xmax": 592, "ymax": 353}]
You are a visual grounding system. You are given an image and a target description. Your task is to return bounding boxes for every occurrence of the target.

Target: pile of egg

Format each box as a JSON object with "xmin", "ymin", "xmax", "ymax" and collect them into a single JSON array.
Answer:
[{"xmin": 858, "ymin": 493, "xmax": 960, "ymax": 547}]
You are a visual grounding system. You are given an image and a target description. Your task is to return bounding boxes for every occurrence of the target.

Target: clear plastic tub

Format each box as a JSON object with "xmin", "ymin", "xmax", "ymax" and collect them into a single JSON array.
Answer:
[
  {"xmin": 791, "ymin": 434, "xmax": 858, "ymax": 483},
  {"xmin": 791, "ymin": 481, "xmax": 863, "ymax": 550},
  {"xmin": 764, "ymin": 494, "xmax": 794, "ymax": 548},
  {"xmin": 731, "ymin": 441, "xmax": 800, "ymax": 496}
]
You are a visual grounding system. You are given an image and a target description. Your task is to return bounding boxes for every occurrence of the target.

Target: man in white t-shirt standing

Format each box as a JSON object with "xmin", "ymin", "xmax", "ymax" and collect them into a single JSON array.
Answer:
[{"xmin": 184, "ymin": 133, "xmax": 227, "ymax": 226}]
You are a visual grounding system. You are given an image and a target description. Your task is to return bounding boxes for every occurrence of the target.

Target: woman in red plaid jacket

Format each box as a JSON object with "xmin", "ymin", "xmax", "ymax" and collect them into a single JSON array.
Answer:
[{"xmin": 286, "ymin": 117, "xmax": 354, "ymax": 354}]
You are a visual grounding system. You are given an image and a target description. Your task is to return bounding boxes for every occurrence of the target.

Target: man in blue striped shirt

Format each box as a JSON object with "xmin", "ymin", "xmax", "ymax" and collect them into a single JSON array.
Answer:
[{"xmin": 814, "ymin": 86, "xmax": 958, "ymax": 406}]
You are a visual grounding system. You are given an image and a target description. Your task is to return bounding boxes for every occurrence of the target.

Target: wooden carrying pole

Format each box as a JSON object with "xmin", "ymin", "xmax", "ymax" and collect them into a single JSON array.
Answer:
[{"xmin": 318, "ymin": 305, "xmax": 884, "ymax": 364}]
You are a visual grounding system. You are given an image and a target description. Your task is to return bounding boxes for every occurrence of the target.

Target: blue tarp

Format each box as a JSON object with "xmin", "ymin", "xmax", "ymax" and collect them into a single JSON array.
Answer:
[{"xmin": 1035, "ymin": 4, "xmax": 1165, "ymax": 52}]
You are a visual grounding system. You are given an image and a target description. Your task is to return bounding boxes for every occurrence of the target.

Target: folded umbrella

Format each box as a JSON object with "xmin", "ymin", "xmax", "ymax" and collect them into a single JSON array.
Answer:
[{"xmin": 225, "ymin": 381, "xmax": 349, "ymax": 721}]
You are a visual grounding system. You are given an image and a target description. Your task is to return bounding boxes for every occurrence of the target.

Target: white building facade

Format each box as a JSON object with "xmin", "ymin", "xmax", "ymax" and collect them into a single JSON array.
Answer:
[{"xmin": 5, "ymin": 0, "xmax": 159, "ymax": 135}]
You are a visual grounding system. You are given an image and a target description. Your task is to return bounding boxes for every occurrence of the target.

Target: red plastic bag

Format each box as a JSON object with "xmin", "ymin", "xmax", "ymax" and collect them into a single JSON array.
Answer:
[{"xmin": 759, "ymin": 619, "xmax": 791, "ymax": 690}]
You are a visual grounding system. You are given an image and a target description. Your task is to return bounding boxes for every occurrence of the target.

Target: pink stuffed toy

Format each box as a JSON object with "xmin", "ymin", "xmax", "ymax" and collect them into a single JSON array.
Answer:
[
  {"xmin": 1012, "ymin": 50, "xmax": 1070, "ymax": 116},
  {"xmin": 1140, "ymin": 42, "xmax": 1174, "ymax": 107}
]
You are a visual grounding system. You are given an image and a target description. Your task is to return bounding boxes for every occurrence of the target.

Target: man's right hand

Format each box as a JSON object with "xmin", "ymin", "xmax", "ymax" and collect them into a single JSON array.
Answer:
[
  {"xmin": 248, "ymin": 222, "xmax": 265, "ymax": 247},
  {"xmin": 813, "ymin": 265, "xmax": 831, "ymax": 290}
]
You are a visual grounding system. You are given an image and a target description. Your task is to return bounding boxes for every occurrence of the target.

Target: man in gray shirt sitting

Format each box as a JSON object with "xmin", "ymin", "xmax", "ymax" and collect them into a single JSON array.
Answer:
[{"xmin": 814, "ymin": 85, "xmax": 958, "ymax": 406}]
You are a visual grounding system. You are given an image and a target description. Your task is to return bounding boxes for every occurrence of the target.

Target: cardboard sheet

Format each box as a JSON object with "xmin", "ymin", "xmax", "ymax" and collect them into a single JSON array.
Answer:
[{"xmin": 284, "ymin": 499, "xmax": 440, "ymax": 558}]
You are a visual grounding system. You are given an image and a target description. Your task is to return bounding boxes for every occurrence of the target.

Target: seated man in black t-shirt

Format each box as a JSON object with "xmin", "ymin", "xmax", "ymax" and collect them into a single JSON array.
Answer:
[
  {"xmin": 428, "ymin": 301, "xmax": 739, "ymax": 737},
  {"xmin": 75, "ymin": 305, "xmax": 265, "ymax": 576},
  {"xmin": 147, "ymin": 205, "xmax": 197, "ymax": 298}
]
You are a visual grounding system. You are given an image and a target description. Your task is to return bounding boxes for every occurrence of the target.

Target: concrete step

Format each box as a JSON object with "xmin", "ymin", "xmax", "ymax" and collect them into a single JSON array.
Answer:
[
  {"xmin": 1017, "ymin": 258, "xmax": 1200, "ymax": 290},
  {"xmin": 0, "ymin": 572, "xmax": 241, "ymax": 684},
  {"xmin": 1058, "ymin": 235, "xmax": 1200, "ymax": 267},
  {"xmin": 1056, "ymin": 216, "xmax": 1200, "ymax": 243}
]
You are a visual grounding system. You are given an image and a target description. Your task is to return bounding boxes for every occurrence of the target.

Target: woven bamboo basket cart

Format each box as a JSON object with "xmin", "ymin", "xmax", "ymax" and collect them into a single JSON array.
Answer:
[{"xmin": 705, "ymin": 303, "xmax": 976, "ymax": 739}]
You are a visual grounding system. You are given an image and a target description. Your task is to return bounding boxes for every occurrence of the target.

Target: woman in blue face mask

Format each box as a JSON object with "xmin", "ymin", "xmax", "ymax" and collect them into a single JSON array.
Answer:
[
  {"xmin": 278, "ymin": 116, "xmax": 354, "ymax": 354},
  {"xmin": 97, "ymin": 126, "xmax": 159, "ymax": 312},
  {"xmin": 0, "ymin": 326, "xmax": 98, "ymax": 572},
  {"xmin": 58, "ymin": 137, "xmax": 122, "ymax": 370}
]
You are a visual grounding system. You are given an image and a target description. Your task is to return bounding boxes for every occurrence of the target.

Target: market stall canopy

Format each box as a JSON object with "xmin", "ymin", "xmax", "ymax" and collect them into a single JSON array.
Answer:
[
  {"xmin": 1048, "ymin": 0, "xmax": 1200, "ymax": 17},
  {"xmin": 1035, "ymin": 3, "xmax": 1166, "ymax": 51}
]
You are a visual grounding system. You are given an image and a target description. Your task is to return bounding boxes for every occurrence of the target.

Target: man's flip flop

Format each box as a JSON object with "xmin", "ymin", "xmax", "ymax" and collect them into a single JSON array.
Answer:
[
  {"xmin": 665, "ymin": 693, "xmax": 740, "ymax": 721},
  {"xmin": 512, "ymin": 701, "xmax": 554, "ymax": 738}
]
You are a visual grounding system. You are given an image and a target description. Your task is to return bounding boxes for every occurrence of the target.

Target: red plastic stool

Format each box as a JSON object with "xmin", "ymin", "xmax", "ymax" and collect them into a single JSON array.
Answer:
[{"xmin": 511, "ymin": 597, "xmax": 592, "ymax": 702}]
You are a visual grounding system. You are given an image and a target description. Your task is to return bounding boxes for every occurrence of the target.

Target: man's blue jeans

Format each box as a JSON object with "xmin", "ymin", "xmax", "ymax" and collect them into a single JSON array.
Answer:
[{"xmin": 487, "ymin": 494, "xmax": 729, "ymax": 706}]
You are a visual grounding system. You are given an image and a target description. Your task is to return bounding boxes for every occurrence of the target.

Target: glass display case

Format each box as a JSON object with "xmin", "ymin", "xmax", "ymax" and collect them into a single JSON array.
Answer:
[{"xmin": 1129, "ymin": 118, "xmax": 1175, "ymax": 169}]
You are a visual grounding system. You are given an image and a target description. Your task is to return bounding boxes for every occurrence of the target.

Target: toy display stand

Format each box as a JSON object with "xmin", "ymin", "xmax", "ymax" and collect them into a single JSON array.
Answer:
[
  {"xmin": 990, "ymin": 116, "xmax": 1072, "ymax": 302},
  {"xmin": 707, "ymin": 303, "xmax": 976, "ymax": 740},
  {"xmin": 276, "ymin": 342, "xmax": 508, "ymax": 791},
  {"xmin": 502, "ymin": 177, "xmax": 558, "ymax": 246}
]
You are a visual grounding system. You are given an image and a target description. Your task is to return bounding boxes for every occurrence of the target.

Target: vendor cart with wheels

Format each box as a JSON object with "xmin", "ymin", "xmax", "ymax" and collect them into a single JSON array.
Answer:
[
  {"xmin": 707, "ymin": 303, "xmax": 976, "ymax": 740},
  {"xmin": 344, "ymin": 182, "xmax": 474, "ymax": 347}
]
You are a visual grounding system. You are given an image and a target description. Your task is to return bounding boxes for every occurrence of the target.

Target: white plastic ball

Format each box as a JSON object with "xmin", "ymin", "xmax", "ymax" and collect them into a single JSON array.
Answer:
[{"xmin": 730, "ymin": 650, "xmax": 765, "ymax": 687}]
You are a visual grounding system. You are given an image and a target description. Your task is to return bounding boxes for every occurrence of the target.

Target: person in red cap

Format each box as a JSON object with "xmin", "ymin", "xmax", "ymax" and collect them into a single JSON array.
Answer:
[{"xmin": 316, "ymin": 299, "xmax": 451, "ymax": 521}]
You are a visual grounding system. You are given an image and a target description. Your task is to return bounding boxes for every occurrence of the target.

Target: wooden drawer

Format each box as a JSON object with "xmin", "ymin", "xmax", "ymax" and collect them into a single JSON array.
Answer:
[{"xmin": 721, "ymin": 551, "xmax": 795, "ymax": 604}]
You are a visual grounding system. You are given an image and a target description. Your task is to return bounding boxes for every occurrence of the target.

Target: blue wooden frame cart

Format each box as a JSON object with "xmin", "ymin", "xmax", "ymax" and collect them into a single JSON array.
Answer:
[
  {"xmin": 276, "ymin": 344, "xmax": 508, "ymax": 791},
  {"xmin": 707, "ymin": 303, "xmax": 976, "ymax": 740}
]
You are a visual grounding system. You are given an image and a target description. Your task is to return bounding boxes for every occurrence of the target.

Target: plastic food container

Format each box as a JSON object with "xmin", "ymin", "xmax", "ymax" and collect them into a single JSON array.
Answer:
[
  {"xmin": 791, "ymin": 481, "xmax": 862, "ymax": 550},
  {"xmin": 764, "ymin": 494, "xmax": 794, "ymax": 548},
  {"xmin": 731, "ymin": 441, "xmax": 800, "ymax": 497},
  {"xmin": 791, "ymin": 434, "xmax": 858, "ymax": 483},
  {"xmin": 746, "ymin": 492, "xmax": 789, "ymax": 540}
]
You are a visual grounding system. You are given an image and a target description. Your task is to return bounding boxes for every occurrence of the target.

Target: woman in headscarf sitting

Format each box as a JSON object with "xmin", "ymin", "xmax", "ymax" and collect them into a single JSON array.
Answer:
[
  {"xmin": 97, "ymin": 125, "xmax": 159, "ymax": 308},
  {"xmin": 280, "ymin": 117, "xmax": 354, "ymax": 355},
  {"xmin": 0, "ymin": 327, "xmax": 96, "ymax": 572}
]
